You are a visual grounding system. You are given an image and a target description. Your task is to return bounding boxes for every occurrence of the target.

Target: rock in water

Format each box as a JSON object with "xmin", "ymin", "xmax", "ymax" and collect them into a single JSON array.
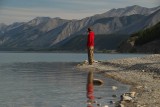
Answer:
[
  {"xmin": 124, "ymin": 92, "xmax": 136, "ymax": 98},
  {"xmin": 112, "ymin": 86, "xmax": 118, "ymax": 90},
  {"xmin": 102, "ymin": 105, "xmax": 109, "ymax": 107},
  {"xmin": 112, "ymin": 94, "xmax": 117, "ymax": 98},
  {"xmin": 122, "ymin": 95, "xmax": 133, "ymax": 101},
  {"xmin": 93, "ymin": 79, "xmax": 104, "ymax": 86},
  {"xmin": 119, "ymin": 103, "xmax": 125, "ymax": 107}
]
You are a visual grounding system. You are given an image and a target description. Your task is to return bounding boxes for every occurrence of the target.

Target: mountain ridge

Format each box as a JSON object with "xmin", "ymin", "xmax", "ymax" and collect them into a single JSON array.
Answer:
[
  {"xmin": 118, "ymin": 21, "xmax": 160, "ymax": 53},
  {"xmin": 0, "ymin": 5, "xmax": 160, "ymax": 51}
]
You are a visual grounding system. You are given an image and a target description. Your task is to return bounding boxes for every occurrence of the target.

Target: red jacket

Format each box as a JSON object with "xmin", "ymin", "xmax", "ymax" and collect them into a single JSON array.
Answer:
[
  {"xmin": 87, "ymin": 83, "xmax": 94, "ymax": 100},
  {"xmin": 87, "ymin": 31, "xmax": 94, "ymax": 47}
]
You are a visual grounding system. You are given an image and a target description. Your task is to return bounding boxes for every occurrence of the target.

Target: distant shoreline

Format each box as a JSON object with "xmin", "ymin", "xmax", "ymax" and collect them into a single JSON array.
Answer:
[
  {"xmin": 77, "ymin": 54, "xmax": 160, "ymax": 107},
  {"xmin": 0, "ymin": 50, "xmax": 117, "ymax": 53},
  {"xmin": 0, "ymin": 50, "xmax": 153, "ymax": 54}
]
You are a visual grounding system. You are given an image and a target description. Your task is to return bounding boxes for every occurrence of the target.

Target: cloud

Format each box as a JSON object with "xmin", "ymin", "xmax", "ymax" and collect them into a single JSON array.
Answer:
[
  {"xmin": 125, "ymin": 0, "xmax": 160, "ymax": 7},
  {"xmin": 0, "ymin": 0, "xmax": 159, "ymax": 24},
  {"xmin": 0, "ymin": 7, "xmax": 103, "ymax": 24}
]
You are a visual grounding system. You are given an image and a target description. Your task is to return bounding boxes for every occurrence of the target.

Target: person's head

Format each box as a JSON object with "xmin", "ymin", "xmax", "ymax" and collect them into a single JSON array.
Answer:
[{"xmin": 88, "ymin": 27, "xmax": 92, "ymax": 32}]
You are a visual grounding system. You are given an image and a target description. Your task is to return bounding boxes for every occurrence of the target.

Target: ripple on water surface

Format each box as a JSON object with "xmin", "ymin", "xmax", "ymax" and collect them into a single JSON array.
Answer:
[{"xmin": 0, "ymin": 62, "xmax": 130, "ymax": 107}]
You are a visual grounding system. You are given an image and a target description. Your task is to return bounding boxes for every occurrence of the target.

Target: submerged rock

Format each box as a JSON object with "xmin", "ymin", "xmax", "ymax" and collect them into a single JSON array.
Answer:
[
  {"xmin": 109, "ymin": 100, "xmax": 116, "ymax": 104},
  {"xmin": 97, "ymin": 103, "xmax": 101, "ymax": 106},
  {"xmin": 112, "ymin": 94, "xmax": 117, "ymax": 98},
  {"xmin": 112, "ymin": 86, "xmax": 118, "ymax": 90}
]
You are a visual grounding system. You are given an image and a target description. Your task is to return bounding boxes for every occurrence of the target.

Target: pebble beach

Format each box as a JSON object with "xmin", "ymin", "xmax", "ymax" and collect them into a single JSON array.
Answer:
[{"xmin": 77, "ymin": 54, "xmax": 160, "ymax": 107}]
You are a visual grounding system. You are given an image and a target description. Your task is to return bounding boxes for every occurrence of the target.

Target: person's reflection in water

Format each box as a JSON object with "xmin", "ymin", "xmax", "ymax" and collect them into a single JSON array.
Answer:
[{"xmin": 86, "ymin": 71, "xmax": 95, "ymax": 107}]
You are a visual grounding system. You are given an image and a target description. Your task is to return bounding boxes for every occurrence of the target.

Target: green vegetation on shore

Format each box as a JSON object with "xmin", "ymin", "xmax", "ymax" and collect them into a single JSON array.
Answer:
[
  {"xmin": 118, "ymin": 21, "xmax": 160, "ymax": 53},
  {"xmin": 131, "ymin": 22, "xmax": 160, "ymax": 46}
]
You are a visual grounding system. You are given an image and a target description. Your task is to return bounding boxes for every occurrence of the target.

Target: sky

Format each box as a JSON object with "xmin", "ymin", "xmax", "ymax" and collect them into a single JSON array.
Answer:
[{"xmin": 0, "ymin": 0, "xmax": 159, "ymax": 24}]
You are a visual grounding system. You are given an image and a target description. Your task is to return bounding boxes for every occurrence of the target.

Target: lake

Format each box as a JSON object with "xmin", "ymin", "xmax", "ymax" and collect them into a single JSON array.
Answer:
[
  {"xmin": 0, "ymin": 52, "xmax": 147, "ymax": 107},
  {"xmin": 0, "ymin": 52, "xmax": 147, "ymax": 63}
]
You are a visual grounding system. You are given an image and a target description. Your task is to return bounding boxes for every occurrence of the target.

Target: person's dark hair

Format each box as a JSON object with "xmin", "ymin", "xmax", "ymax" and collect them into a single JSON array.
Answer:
[{"xmin": 88, "ymin": 27, "xmax": 92, "ymax": 32}]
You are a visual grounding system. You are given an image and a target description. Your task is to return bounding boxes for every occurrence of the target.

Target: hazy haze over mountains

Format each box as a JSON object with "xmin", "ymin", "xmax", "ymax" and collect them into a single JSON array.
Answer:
[{"xmin": 0, "ymin": 5, "xmax": 160, "ymax": 51}]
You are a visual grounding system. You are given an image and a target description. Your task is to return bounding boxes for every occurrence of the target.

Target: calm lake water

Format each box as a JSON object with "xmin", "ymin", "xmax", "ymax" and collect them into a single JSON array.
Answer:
[{"xmin": 0, "ymin": 52, "xmax": 147, "ymax": 107}]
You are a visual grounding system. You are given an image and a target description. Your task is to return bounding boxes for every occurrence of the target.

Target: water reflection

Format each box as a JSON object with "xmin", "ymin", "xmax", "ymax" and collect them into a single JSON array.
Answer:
[
  {"xmin": 86, "ymin": 71, "xmax": 95, "ymax": 107},
  {"xmin": 86, "ymin": 69, "xmax": 106, "ymax": 107},
  {"xmin": 0, "ymin": 62, "xmax": 130, "ymax": 107}
]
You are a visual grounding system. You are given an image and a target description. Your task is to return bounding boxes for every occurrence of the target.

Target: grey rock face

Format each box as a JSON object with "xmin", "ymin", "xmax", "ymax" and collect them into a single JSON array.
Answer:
[{"xmin": 0, "ymin": 5, "xmax": 159, "ymax": 50}]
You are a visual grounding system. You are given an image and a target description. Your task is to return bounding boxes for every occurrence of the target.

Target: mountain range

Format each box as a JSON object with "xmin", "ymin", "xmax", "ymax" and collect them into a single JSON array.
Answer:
[
  {"xmin": 0, "ymin": 5, "xmax": 160, "ymax": 51},
  {"xmin": 118, "ymin": 21, "xmax": 160, "ymax": 53}
]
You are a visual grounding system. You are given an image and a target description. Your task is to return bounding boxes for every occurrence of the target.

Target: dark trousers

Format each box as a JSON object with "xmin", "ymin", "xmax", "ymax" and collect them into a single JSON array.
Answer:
[{"xmin": 87, "ymin": 46, "xmax": 94, "ymax": 65}]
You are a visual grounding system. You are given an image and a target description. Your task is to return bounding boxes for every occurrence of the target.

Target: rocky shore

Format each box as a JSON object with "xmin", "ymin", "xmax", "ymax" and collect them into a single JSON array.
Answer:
[{"xmin": 77, "ymin": 54, "xmax": 160, "ymax": 107}]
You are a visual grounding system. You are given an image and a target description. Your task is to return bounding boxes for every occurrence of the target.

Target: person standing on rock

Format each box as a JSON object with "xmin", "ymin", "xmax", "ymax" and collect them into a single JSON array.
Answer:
[{"xmin": 87, "ymin": 27, "xmax": 95, "ymax": 65}]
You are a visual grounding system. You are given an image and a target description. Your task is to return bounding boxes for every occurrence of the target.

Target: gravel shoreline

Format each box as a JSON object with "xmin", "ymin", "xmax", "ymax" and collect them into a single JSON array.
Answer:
[{"xmin": 77, "ymin": 54, "xmax": 160, "ymax": 107}]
